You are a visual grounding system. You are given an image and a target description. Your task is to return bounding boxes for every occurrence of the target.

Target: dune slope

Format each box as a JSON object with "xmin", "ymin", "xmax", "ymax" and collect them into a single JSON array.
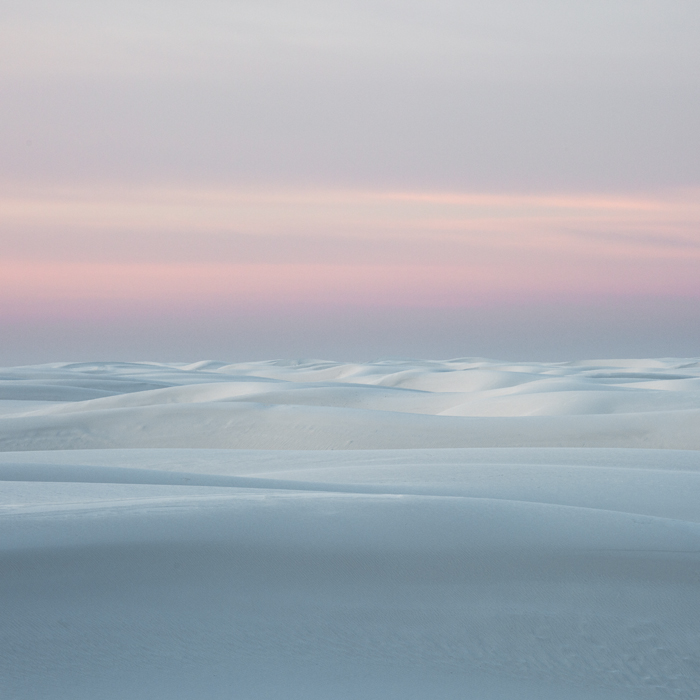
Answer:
[{"xmin": 1, "ymin": 358, "xmax": 699, "ymax": 699}]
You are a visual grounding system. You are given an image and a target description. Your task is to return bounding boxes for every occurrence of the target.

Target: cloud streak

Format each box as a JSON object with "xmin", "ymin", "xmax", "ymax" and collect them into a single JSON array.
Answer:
[{"xmin": 1, "ymin": 1, "xmax": 698, "ymax": 361}]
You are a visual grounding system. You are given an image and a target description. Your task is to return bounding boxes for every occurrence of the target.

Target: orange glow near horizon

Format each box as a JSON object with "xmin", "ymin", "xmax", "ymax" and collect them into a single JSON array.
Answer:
[
  {"xmin": 1, "ymin": 256, "xmax": 698, "ymax": 320},
  {"xmin": 1, "ymin": 185, "xmax": 699, "ymax": 320}
]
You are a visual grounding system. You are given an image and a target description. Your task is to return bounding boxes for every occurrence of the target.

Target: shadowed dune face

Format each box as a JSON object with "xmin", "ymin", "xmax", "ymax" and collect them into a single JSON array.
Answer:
[{"xmin": 1, "ymin": 358, "xmax": 700, "ymax": 699}]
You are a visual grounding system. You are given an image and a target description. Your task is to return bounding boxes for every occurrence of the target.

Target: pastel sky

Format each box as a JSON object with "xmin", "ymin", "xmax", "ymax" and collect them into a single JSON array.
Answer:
[{"xmin": 1, "ymin": 1, "xmax": 699, "ymax": 362}]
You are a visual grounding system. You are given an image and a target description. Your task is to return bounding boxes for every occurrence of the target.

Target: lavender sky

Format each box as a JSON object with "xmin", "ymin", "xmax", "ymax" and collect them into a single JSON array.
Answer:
[{"xmin": 1, "ymin": 0, "xmax": 699, "ymax": 363}]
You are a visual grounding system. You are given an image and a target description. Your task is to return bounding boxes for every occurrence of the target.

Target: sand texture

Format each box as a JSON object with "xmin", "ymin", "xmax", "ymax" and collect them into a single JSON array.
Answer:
[{"xmin": 1, "ymin": 358, "xmax": 699, "ymax": 699}]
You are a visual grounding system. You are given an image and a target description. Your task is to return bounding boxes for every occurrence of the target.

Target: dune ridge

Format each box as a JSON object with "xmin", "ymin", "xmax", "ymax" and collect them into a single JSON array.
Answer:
[{"xmin": 1, "ymin": 357, "xmax": 699, "ymax": 450}]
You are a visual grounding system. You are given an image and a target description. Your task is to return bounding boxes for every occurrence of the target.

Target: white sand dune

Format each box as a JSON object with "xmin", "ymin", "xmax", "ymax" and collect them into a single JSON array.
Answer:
[
  {"xmin": 2, "ymin": 358, "xmax": 700, "ymax": 450},
  {"xmin": 1, "ymin": 359, "xmax": 700, "ymax": 699}
]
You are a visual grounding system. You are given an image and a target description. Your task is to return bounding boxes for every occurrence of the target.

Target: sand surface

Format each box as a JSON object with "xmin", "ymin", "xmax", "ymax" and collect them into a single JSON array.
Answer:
[{"xmin": 1, "ymin": 358, "xmax": 699, "ymax": 699}]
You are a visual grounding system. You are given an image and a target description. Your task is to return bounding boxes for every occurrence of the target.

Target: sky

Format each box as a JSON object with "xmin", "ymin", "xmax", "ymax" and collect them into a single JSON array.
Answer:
[{"xmin": 1, "ymin": 0, "xmax": 699, "ymax": 363}]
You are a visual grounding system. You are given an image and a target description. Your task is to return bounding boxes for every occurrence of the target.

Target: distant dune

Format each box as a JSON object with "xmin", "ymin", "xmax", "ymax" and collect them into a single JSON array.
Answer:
[
  {"xmin": 1, "ymin": 358, "xmax": 699, "ymax": 699},
  {"xmin": 2, "ymin": 358, "xmax": 700, "ymax": 451}
]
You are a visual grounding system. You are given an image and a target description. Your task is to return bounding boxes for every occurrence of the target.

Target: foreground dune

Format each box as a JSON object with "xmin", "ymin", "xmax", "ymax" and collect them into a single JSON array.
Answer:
[{"xmin": 1, "ymin": 359, "xmax": 699, "ymax": 698}]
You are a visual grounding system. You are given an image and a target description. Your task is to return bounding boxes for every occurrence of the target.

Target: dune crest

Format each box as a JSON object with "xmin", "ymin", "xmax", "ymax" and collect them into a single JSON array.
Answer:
[{"xmin": 2, "ymin": 357, "xmax": 700, "ymax": 450}]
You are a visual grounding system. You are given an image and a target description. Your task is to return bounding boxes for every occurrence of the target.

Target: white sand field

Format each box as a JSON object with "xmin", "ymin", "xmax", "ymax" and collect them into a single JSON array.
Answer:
[{"xmin": 1, "ymin": 358, "xmax": 699, "ymax": 699}]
